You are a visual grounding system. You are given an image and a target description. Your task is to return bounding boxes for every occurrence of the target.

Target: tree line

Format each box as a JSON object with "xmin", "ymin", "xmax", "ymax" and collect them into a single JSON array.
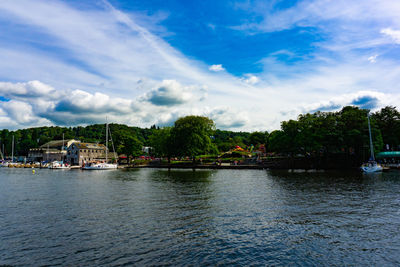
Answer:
[{"xmin": 1, "ymin": 106, "xmax": 399, "ymax": 162}]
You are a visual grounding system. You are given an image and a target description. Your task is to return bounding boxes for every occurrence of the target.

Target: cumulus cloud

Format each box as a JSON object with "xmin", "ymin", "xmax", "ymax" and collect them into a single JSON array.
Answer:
[
  {"xmin": 144, "ymin": 80, "xmax": 192, "ymax": 106},
  {"xmin": 209, "ymin": 64, "xmax": 225, "ymax": 72},
  {"xmin": 55, "ymin": 90, "xmax": 133, "ymax": 114},
  {"xmin": 151, "ymin": 106, "xmax": 250, "ymax": 130},
  {"xmin": 351, "ymin": 95, "xmax": 379, "ymax": 109},
  {"xmin": 207, "ymin": 107, "xmax": 249, "ymax": 129},
  {"xmin": 304, "ymin": 91, "xmax": 387, "ymax": 113},
  {"xmin": 1, "ymin": 100, "xmax": 51, "ymax": 126},
  {"xmin": 0, "ymin": 80, "xmax": 141, "ymax": 128},
  {"xmin": 381, "ymin": 28, "xmax": 400, "ymax": 44},
  {"xmin": 0, "ymin": 80, "xmax": 59, "ymax": 100},
  {"xmin": 0, "ymin": 80, "xmax": 233, "ymax": 130}
]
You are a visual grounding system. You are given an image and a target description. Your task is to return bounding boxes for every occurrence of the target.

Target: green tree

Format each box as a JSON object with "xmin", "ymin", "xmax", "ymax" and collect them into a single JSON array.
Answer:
[
  {"xmin": 373, "ymin": 106, "xmax": 400, "ymax": 150},
  {"xmin": 248, "ymin": 131, "xmax": 268, "ymax": 147},
  {"xmin": 171, "ymin": 116, "xmax": 216, "ymax": 162},
  {"xmin": 267, "ymin": 130, "xmax": 288, "ymax": 153},
  {"xmin": 149, "ymin": 127, "xmax": 174, "ymax": 161},
  {"xmin": 120, "ymin": 135, "xmax": 143, "ymax": 158}
]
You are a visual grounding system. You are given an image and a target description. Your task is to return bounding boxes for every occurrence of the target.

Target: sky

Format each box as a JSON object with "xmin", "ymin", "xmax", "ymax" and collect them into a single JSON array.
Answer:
[{"xmin": 0, "ymin": 0, "xmax": 400, "ymax": 131}]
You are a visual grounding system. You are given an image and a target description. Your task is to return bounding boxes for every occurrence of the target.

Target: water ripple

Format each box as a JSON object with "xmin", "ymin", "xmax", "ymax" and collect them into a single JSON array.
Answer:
[{"xmin": 0, "ymin": 168, "xmax": 399, "ymax": 266}]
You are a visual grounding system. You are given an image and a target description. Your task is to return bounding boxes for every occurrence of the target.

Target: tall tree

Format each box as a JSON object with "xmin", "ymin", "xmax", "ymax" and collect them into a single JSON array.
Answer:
[
  {"xmin": 171, "ymin": 116, "xmax": 216, "ymax": 162},
  {"xmin": 373, "ymin": 106, "xmax": 400, "ymax": 150}
]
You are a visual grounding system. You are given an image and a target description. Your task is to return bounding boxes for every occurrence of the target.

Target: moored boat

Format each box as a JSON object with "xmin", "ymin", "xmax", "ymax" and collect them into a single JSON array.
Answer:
[
  {"xmin": 361, "ymin": 161, "xmax": 383, "ymax": 173},
  {"xmin": 48, "ymin": 161, "xmax": 70, "ymax": 169},
  {"xmin": 82, "ymin": 162, "xmax": 117, "ymax": 170},
  {"xmin": 361, "ymin": 113, "xmax": 382, "ymax": 173},
  {"xmin": 82, "ymin": 119, "xmax": 117, "ymax": 170}
]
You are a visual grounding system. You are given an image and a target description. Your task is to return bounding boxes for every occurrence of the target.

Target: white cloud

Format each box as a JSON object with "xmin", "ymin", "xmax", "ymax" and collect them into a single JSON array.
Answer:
[
  {"xmin": 55, "ymin": 90, "xmax": 133, "ymax": 114},
  {"xmin": 301, "ymin": 91, "xmax": 399, "ymax": 115},
  {"xmin": 241, "ymin": 74, "xmax": 259, "ymax": 85},
  {"xmin": 207, "ymin": 107, "xmax": 249, "ymax": 130},
  {"xmin": 1, "ymin": 1, "xmax": 400, "ymax": 132},
  {"xmin": 0, "ymin": 80, "xmax": 58, "ymax": 99},
  {"xmin": 0, "ymin": 80, "xmax": 140, "ymax": 128},
  {"xmin": 381, "ymin": 28, "xmax": 400, "ymax": 44},
  {"xmin": 2, "ymin": 100, "xmax": 51, "ymax": 126},
  {"xmin": 209, "ymin": 64, "xmax": 225, "ymax": 72},
  {"xmin": 234, "ymin": 0, "xmax": 400, "ymax": 34},
  {"xmin": 368, "ymin": 55, "xmax": 378, "ymax": 63},
  {"xmin": 143, "ymin": 80, "xmax": 192, "ymax": 106}
]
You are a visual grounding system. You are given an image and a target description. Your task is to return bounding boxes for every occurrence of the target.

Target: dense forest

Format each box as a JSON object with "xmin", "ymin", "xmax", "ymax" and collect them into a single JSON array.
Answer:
[{"xmin": 1, "ymin": 106, "xmax": 400, "ymax": 162}]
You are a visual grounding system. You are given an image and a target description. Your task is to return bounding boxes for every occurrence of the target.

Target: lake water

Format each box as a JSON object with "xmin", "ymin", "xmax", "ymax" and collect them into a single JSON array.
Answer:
[{"xmin": 0, "ymin": 168, "xmax": 399, "ymax": 266}]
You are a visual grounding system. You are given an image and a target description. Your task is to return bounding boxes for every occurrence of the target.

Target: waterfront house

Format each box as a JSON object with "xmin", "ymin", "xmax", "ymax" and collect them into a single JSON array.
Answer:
[
  {"xmin": 66, "ymin": 142, "xmax": 114, "ymax": 166},
  {"xmin": 28, "ymin": 139, "xmax": 79, "ymax": 162}
]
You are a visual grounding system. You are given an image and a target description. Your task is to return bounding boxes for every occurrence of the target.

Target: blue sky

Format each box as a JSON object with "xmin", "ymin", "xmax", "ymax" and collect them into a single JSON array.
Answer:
[{"xmin": 0, "ymin": 0, "xmax": 400, "ymax": 130}]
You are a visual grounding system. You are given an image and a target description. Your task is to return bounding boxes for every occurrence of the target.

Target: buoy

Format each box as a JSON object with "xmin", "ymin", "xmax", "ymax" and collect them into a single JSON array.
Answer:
[{"xmin": 32, "ymin": 169, "xmax": 35, "ymax": 174}]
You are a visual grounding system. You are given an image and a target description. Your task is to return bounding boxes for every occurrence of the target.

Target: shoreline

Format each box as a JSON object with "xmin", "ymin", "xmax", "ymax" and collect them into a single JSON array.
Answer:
[{"xmin": 3, "ymin": 163, "xmax": 398, "ymax": 171}]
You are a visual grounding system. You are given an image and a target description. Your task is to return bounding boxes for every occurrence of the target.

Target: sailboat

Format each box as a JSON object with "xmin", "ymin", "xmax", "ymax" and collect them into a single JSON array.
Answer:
[
  {"xmin": 361, "ymin": 113, "xmax": 383, "ymax": 173},
  {"xmin": 3, "ymin": 136, "xmax": 16, "ymax": 167},
  {"xmin": 0, "ymin": 140, "xmax": 7, "ymax": 167},
  {"xmin": 82, "ymin": 120, "xmax": 118, "ymax": 170}
]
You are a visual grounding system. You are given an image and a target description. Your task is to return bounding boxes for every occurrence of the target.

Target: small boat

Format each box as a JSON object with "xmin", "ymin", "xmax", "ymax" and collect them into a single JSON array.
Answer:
[
  {"xmin": 361, "ymin": 161, "xmax": 383, "ymax": 173},
  {"xmin": 82, "ymin": 119, "xmax": 117, "ymax": 170},
  {"xmin": 361, "ymin": 113, "xmax": 382, "ymax": 173},
  {"xmin": 0, "ymin": 161, "xmax": 9, "ymax": 167},
  {"xmin": 82, "ymin": 162, "xmax": 117, "ymax": 170},
  {"xmin": 48, "ymin": 161, "xmax": 70, "ymax": 169}
]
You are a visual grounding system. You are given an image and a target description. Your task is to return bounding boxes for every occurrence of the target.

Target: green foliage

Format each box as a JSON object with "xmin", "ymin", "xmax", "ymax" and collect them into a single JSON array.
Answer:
[
  {"xmin": 171, "ymin": 116, "xmax": 216, "ymax": 158},
  {"xmin": 248, "ymin": 131, "xmax": 268, "ymax": 147},
  {"xmin": 213, "ymin": 129, "xmax": 250, "ymax": 152},
  {"xmin": 149, "ymin": 127, "xmax": 173, "ymax": 157},
  {"xmin": 372, "ymin": 106, "xmax": 400, "ymax": 150},
  {"xmin": 0, "ymin": 124, "xmax": 153, "ymax": 157},
  {"xmin": 267, "ymin": 106, "xmax": 390, "ymax": 161}
]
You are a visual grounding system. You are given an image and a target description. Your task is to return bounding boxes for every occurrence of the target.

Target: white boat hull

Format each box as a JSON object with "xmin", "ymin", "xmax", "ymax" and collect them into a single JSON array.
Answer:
[
  {"xmin": 49, "ymin": 166, "xmax": 71, "ymax": 169},
  {"xmin": 48, "ymin": 161, "xmax": 70, "ymax": 169},
  {"xmin": 361, "ymin": 164, "xmax": 383, "ymax": 173},
  {"xmin": 82, "ymin": 163, "xmax": 118, "ymax": 170}
]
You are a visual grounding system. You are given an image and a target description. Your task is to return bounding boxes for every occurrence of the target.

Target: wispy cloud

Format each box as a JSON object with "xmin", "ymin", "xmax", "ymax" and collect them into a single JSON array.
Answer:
[
  {"xmin": 381, "ymin": 28, "xmax": 400, "ymax": 44},
  {"xmin": 1, "ymin": 0, "xmax": 400, "ymax": 131},
  {"xmin": 368, "ymin": 55, "xmax": 378, "ymax": 63}
]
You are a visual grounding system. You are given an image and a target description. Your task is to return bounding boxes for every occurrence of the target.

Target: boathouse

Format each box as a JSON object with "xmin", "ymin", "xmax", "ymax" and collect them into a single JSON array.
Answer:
[
  {"xmin": 66, "ymin": 142, "xmax": 114, "ymax": 166},
  {"xmin": 27, "ymin": 139, "xmax": 79, "ymax": 162}
]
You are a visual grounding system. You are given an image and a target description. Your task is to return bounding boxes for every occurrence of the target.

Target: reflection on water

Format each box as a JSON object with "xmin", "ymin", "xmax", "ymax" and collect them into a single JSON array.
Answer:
[
  {"xmin": 0, "ymin": 168, "xmax": 399, "ymax": 266},
  {"xmin": 149, "ymin": 168, "xmax": 214, "ymax": 182}
]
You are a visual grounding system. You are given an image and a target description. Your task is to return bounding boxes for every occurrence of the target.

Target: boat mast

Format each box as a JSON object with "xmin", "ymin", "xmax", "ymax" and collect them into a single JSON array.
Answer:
[
  {"xmin": 367, "ymin": 113, "xmax": 375, "ymax": 161},
  {"xmin": 106, "ymin": 118, "xmax": 108, "ymax": 163},
  {"xmin": 0, "ymin": 138, "xmax": 3, "ymax": 161},
  {"xmin": 11, "ymin": 135, "xmax": 14, "ymax": 163}
]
